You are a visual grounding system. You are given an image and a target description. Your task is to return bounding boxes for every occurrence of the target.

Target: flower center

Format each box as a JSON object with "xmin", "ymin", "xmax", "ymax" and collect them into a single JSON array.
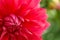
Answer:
[
  {"xmin": 4, "ymin": 14, "xmax": 23, "ymax": 33},
  {"xmin": 0, "ymin": 14, "xmax": 25, "ymax": 40},
  {"xmin": 0, "ymin": 14, "xmax": 24, "ymax": 34}
]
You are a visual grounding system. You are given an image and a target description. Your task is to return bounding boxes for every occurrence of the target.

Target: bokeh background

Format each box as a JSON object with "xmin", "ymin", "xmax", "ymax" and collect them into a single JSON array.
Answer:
[{"xmin": 40, "ymin": 0, "xmax": 60, "ymax": 40}]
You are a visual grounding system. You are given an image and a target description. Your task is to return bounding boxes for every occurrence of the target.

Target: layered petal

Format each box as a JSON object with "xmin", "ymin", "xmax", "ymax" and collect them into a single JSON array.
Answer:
[
  {"xmin": 1, "ymin": 26, "xmax": 42, "ymax": 40},
  {"xmin": 0, "ymin": 0, "xmax": 41, "ymax": 17},
  {"xmin": 24, "ymin": 8, "xmax": 47, "ymax": 21},
  {"xmin": 1, "ymin": 33, "xmax": 42, "ymax": 40},
  {"xmin": 22, "ymin": 8, "xmax": 49, "ymax": 36},
  {"xmin": 15, "ymin": 0, "xmax": 40, "ymax": 17}
]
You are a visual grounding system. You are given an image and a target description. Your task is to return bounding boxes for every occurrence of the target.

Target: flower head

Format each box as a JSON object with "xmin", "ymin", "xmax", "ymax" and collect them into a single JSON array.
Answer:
[{"xmin": 0, "ymin": 0, "xmax": 49, "ymax": 40}]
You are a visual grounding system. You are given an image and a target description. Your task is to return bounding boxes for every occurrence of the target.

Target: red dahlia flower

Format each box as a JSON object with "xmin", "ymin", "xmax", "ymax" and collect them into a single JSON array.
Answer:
[{"xmin": 0, "ymin": 0, "xmax": 49, "ymax": 40}]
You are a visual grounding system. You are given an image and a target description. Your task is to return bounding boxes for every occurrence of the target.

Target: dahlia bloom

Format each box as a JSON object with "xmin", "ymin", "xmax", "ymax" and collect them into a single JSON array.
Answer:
[{"xmin": 0, "ymin": 0, "xmax": 49, "ymax": 40}]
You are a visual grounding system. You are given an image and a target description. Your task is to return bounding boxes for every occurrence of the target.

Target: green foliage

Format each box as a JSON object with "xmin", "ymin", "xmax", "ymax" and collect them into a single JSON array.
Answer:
[{"xmin": 40, "ymin": 0, "xmax": 60, "ymax": 40}]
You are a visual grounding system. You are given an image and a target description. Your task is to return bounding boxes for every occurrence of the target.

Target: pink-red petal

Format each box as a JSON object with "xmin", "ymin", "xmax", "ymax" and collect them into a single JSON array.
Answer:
[
  {"xmin": 24, "ymin": 8, "xmax": 48, "ymax": 21},
  {"xmin": 22, "ymin": 20, "xmax": 49, "ymax": 36},
  {"xmin": 0, "ymin": 0, "xmax": 41, "ymax": 17},
  {"xmin": 22, "ymin": 8, "xmax": 50, "ymax": 36}
]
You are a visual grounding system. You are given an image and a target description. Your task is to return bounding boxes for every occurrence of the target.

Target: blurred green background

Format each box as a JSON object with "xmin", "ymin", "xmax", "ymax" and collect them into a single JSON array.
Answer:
[{"xmin": 40, "ymin": 0, "xmax": 60, "ymax": 40}]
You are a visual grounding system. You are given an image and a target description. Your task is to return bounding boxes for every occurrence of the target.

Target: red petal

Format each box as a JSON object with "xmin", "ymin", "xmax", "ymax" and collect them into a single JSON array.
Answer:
[
  {"xmin": 22, "ymin": 8, "xmax": 50, "ymax": 36},
  {"xmin": 0, "ymin": 0, "xmax": 15, "ymax": 17},
  {"xmin": 22, "ymin": 20, "xmax": 49, "ymax": 36},
  {"xmin": 0, "ymin": 0, "xmax": 40, "ymax": 17},
  {"xmin": 24, "ymin": 8, "xmax": 48, "ymax": 21},
  {"xmin": 15, "ymin": 0, "xmax": 41, "ymax": 17},
  {"xmin": 28, "ymin": 0, "xmax": 40, "ymax": 9},
  {"xmin": 1, "ymin": 34, "xmax": 17, "ymax": 40},
  {"xmin": 18, "ymin": 27, "xmax": 42, "ymax": 40},
  {"xmin": 1, "ymin": 34, "xmax": 8, "ymax": 40}
]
